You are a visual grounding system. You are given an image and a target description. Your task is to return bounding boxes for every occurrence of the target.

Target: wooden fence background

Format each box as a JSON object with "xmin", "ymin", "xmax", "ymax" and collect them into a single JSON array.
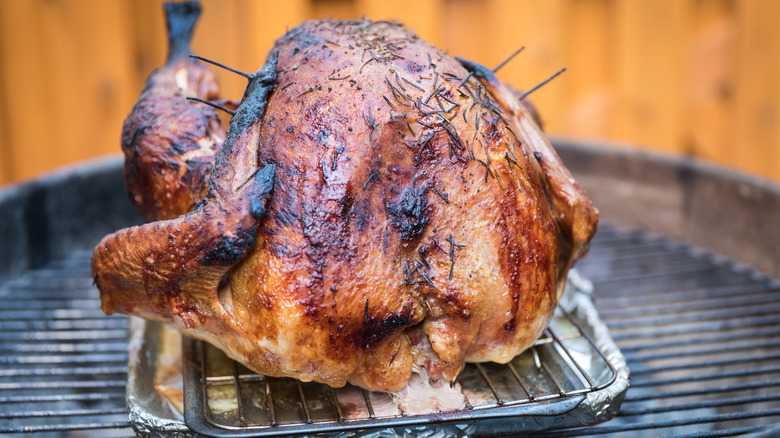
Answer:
[{"xmin": 1, "ymin": 0, "xmax": 779, "ymax": 186}]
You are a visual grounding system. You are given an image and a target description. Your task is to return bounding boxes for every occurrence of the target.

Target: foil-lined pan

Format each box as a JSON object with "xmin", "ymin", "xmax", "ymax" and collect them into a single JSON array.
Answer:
[{"xmin": 127, "ymin": 271, "xmax": 629, "ymax": 437}]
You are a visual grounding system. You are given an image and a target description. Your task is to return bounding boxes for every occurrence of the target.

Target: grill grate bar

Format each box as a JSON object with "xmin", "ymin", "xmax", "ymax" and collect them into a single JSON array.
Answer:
[
  {"xmin": 581, "ymin": 257, "xmax": 714, "ymax": 279},
  {"xmin": 599, "ymin": 288, "xmax": 780, "ymax": 319},
  {"xmin": 623, "ymin": 337, "xmax": 780, "ymax": 362},
  {"xmin": 624, "ymin": 378, "xmax": 780, "ymax": 402},
  {"xmin": 0, "ymin": 407, "xmax": 128, "ymax": 419},
  {"xmin": 628, "ymin": 351, "xmax": 780, "ymax": 376},
  {"xmin": 603, "ymin": 300, "xmax": 780, "ymax": 329},
  {"xmin": 0, "ymin": 393, "xmax": 125, "ymax": 404},
  {"xmin": 667, "ymin": 426, "xmax": 780, "ymax": 438},
  {"xmin": 618, "ymin": 393, "xmax": 780, "ymax": 416},
  {"xmin": 619, "ymin": 325, "xmax": 780, "ymax": 352},
  {"xmin": 0, "ymin": 329, "xmax": 128, "ymax": 341},
  {"xmin": 1, "ymin": 278, "xmax": 95, "ymax": 290},
  {"xmin": 0, "ymin": 353, "xmax": 128, "ymax": 365},
  {"xmin": 0, "ymin": 311, "xmax": 116, "ymax": 322},
  {"xmin": 0, "ymin": 366, "xmax": 127, "ymax": 378},
  {"xmin": 592, "ymin": 271, "xmax": 750, "ymax": 296},
  {"xmin": 593, "ymin": 282, "xmax": 771, "ymax": 308},
  {"xmin": 0, "ymin": 300, "xmax": 102, "ymax": 310},
  {"xmin": 583, "ymin": 240, "xmax": 677, "ymax": 257},
  {"xmin": 610, "ymin": 313, "xmax": 780, "ymax": 340},
  {"xmin": 579, "ymin": 248, "xmax": 696, "ymax": 267},
  {"xmin": 0, "ymin": 421, "xmax": 131, "ymax": 434},
  {"xmin": 630, "ymin": 364, "xmax": 780, "ymax": 388},
  {"xmin": 0, "ymin": 342, "xmax": 128, "ymax": 354},
  {"xmin": 0, "ymin": 380, "xmax": 126, "ymax": 391},
  {"xmin": 540, "ymin": 408, "xmax": 780, "ymax": 437},
  {"xmin": 589, "ymin": 265, "xmax": 723, "ymax": 285},
  {"xmin": 0, "ymin": 291, "xmax": 99, "ymax": 300},
  {"xmin": 593, "ymin": 281, "xmax": 754, "ymax": 302},
  {"xmin": 0, "ymin": 319, "xmax": 128, "ymax": 331}
]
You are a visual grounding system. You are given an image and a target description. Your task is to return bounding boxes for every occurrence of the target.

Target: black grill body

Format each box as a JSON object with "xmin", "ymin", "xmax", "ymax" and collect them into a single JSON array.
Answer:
[{"xmin": 1, "ymin": 142, "xmax": 779, "ymax": 436}]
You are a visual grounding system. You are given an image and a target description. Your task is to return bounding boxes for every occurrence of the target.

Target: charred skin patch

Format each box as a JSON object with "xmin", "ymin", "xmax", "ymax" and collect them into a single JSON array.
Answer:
[
  {"xmin": 201, "ymin": 226, "xmax": 258, "ymax": 266},
  {"xmin": 358, "ymin": 307, "xmax": 417, "ymax": 349},
  {"xmin": 388, "ymin": 186, "xmax": 429, "ymax": 242}
]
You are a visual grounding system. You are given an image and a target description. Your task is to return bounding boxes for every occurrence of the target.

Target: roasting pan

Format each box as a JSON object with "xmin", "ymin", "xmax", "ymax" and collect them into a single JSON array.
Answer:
[{"xmin": 2, "ymin": 139, "xmax": 780, "ymax": 436}]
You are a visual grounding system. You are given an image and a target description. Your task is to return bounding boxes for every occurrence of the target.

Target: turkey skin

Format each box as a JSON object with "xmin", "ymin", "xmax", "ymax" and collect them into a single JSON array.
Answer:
[{"xmin": 92, "ymin": 13, "xmax": 598, "ymax": 393}]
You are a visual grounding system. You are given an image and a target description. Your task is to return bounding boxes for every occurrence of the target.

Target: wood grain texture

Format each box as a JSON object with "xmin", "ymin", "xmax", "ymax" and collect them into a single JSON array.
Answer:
[{"xmin": 1, "ymin": 0, "xmax": 779, "ymax": 185}]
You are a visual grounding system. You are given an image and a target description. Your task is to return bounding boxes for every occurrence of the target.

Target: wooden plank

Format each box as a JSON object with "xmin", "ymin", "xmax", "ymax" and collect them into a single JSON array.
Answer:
[
  {"xmin": 486, "ymin": 0, "xmax": 567, "ymax": 133},
  {"xmin": 0, "ymin": 0, "xmax": 138, "ymax": 183},
  {"xmin": 560, "ymin": 0, "xmax": 613, "ymax": 139},
  {"xmin": 0, "ymin": 0, "xmax": 54, "ymax": 183},
  {"xmin": 44, "ymin": 0, "xmax": 137, "ymax": 163},
  {"xmin": 0, "ymin": 3, "xmax": 9, "ymax": 186},
  {"xmin": 355, "ymin": 0, "xmax": 445, "ymax": 46},
  {"xmin": 312, "ymin": 0, "xmax": 358, "ymax": 21},
  {"xmin": 2, "ymin": 0, "xmax": 780, "ymax": 185},
  {"xmin": 441, "ymin": 0, "xmax": 491, "ymax": 65},
  {"xmin": 684, "ymin": 0, "xmax": 736, "ymax": 168},
  {"xmin": 246, "ymin": 0, "xmax": 309, "ymax": 67},
  {"xmin": 129, "ymin": 0, "xmax": 167, "ymax": 84},
  {"xmin": 612, "ymin": 0, "xmax": 688, "ymax": 153},
  {"xmin": 733, "ymin": 0, "xmax": 779, "ymax": 180},
  {"xmin": 192, "ymin": 0, "xmax": 245, "ymax": 99}
]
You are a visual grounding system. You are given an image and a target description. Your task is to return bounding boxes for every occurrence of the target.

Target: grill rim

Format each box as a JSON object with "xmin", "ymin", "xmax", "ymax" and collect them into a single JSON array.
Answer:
[{"xmin": 553, "ymin": 136, "xmax": 780, "ymax": 281}]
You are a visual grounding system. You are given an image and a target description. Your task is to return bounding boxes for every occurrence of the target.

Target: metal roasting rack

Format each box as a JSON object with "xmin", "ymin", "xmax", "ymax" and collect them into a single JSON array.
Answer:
[{"xmin": 180, "ymin": 302, "xmax": 619, "ymax": 436}]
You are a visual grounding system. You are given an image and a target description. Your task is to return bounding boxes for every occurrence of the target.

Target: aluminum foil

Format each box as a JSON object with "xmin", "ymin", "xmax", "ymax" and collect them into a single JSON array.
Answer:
[
  {"xmin": 127, "ymin": 316, "xmax": 195, "ymax": 437},
  {"xmin": 126, "ymin": 269, "xmax": 629, "ymax": 436}
]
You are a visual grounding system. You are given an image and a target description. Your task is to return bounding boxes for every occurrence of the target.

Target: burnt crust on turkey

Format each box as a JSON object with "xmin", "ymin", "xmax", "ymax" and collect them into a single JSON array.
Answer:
[{"xmin": 92, "ymin": 12, "xmax": 598, "ymax": 394}]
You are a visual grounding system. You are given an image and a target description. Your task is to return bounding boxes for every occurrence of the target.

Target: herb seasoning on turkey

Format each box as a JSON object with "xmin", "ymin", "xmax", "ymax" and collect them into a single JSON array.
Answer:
[{"xmin": 92, "ymin": 2, "xmax": 598, "ymax": 398}]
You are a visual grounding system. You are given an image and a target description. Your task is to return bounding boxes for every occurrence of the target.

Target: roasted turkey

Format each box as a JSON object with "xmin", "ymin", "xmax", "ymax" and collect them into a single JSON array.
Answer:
[{"xmin": 92, "ymin": 2, "xmax": 598, "ymax": 393}]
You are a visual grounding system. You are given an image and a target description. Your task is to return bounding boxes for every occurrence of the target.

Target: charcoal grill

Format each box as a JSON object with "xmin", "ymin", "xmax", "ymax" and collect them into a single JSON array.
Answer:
[{"xmin": 2, "ymin": 140, "xmax": 780, "ymax": 436}]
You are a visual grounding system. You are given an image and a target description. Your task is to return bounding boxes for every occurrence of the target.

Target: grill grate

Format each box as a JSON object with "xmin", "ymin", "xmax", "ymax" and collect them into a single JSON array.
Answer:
[
  {"xmin": 0, "ymin": 250, "xmax": 132, "ymax": 436},
  {"xmin": 2, "ymin": 224, "xmax": 780, "ymax": 436},
  {"xmin": 542, "ymin": 227, "xmax": 780, "ymax": 437}
]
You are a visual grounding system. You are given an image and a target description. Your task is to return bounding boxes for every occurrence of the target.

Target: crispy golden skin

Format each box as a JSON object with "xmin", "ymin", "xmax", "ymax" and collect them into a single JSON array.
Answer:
[{"xmin": 92, "ymin": 18, "xmax": 598, "ymax": 393}]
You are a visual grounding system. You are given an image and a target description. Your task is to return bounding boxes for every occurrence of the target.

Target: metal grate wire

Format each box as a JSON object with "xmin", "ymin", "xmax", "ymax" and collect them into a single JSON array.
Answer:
[
  {"xmin": 183, "ymin": 301, "xmax": 619, "ymax": 436},
  {"xmin": 0, "ymin": 250, "xmax": 132, "ymax": 436},
  {"xmin": 541, "ymin": 226, "xmax": 780, "ymax": 438}
]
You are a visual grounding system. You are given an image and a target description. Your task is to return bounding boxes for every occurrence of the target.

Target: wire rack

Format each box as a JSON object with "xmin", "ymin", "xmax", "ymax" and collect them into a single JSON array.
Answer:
[{"xmin": 181, "ymin": 304, "xmax": 619, "ymax": 436}]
